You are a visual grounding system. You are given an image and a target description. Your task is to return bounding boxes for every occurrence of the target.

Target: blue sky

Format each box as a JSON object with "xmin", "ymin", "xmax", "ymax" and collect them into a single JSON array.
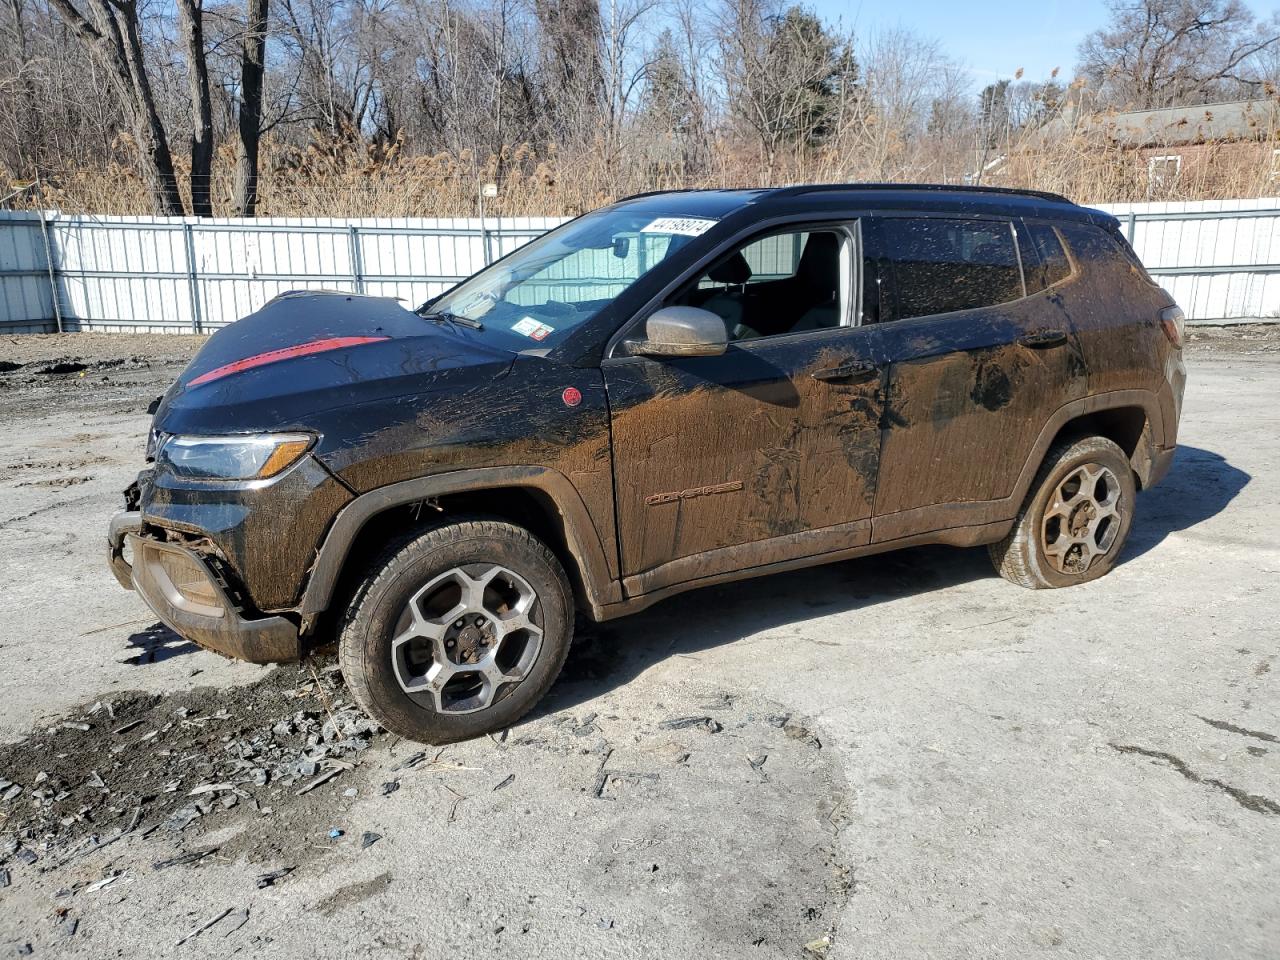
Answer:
[{"xmin": 811, "ymin": 0, "xmax": 1113, "ymax": 87}]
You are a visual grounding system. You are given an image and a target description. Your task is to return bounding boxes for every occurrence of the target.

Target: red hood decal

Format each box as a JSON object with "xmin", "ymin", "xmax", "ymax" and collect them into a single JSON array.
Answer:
[{"xmin": 188, "ymin": 336, "xmax": 391, "ymax": 387}]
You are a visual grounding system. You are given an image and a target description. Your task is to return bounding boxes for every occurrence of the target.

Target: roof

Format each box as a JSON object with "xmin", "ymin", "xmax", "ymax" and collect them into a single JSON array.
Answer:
[
  {"xmin": 1045, "ymin": 98, "xmax": 1279, "ymax": 148},
  {"xmin": 617, "ymin": 183, "xmax": 1113, "ymax": 230}
]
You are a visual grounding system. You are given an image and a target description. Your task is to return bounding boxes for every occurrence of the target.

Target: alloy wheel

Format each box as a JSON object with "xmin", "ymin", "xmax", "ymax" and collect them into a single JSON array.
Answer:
[
  {"xmin": 390, "ymin": 563, "xmax": 543, "ymax": 714},
  {"xmin": 1040, "ymin": 462, "xmax": 1125, "ymax": 575}
]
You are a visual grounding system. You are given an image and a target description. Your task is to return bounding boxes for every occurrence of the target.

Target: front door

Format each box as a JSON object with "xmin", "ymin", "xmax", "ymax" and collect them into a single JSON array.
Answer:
[{"xmin": 602, "ymin": 226, "xmax": 885, "ymax": 597}]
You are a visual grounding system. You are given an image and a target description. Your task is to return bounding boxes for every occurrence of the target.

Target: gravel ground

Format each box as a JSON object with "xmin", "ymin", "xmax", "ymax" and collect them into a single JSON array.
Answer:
[{"xmin": 0, "ymin": 327, "xmax": 1277, "ymax": 959}]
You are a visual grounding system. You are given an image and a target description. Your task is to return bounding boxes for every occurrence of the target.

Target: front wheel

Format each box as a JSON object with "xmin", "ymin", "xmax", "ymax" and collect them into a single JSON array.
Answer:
[
  {"xmin": 339, "ymin": 518, "xmax": 573, "ymax": 743},
  {"xmin": 989, "ymin": 435, "xmax": 1136, "ymax": 589}
]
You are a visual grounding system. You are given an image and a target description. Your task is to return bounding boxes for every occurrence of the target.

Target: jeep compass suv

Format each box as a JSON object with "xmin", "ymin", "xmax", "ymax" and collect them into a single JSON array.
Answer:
[{"xmin": 108, "ymin": 184, "xmax": 1186, "ymax": 743}]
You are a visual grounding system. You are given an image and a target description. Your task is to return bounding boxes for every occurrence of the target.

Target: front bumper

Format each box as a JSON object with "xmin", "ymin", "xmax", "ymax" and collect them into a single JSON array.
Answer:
[{"xmin": 108, "ymin": 510, "xmax": 300, "ymax": 663}]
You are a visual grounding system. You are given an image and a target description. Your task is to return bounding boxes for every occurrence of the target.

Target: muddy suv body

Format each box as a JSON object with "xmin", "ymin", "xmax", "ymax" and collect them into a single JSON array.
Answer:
[{"xmin": 109, "ymin": 184, "xmax": 1186, "ymax": 741}]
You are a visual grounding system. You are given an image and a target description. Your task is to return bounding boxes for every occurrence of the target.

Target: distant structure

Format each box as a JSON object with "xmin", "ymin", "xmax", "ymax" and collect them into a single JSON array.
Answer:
[{"xmin": 1042, "ymin": 98, "xmax": 1280, "ymax": 197}]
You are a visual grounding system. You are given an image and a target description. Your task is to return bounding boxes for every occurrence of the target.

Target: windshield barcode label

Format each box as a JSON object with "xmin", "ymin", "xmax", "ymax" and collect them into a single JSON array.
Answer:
[{"xmin": 640, "ymin": 217, "xmax": 718, "ymax": 237}]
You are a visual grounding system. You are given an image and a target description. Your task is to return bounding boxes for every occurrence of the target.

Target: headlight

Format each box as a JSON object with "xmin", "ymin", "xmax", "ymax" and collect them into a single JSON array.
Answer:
[{"xmin": 156, "ymin": 433, "xmax": 314, "ymax": 481}]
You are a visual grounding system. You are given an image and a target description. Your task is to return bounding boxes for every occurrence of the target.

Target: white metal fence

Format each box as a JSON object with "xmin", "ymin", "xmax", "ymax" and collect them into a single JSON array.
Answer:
[
  {"xmin": 0, "ymin": 214, "xmax": 568, "ymax": 334},
  {"xmin": 1095, "ymin": 198, "xmax": 1280, "ymax": 323},
  {"xmin": 1, "ymin": 198, "xmax": 1279, "ymax": 334}
]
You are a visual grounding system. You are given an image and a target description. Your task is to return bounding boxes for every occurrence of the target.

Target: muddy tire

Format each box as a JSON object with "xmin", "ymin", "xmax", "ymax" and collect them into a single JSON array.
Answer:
[
  {"xmin": 338, "ymin": 518, "xmax": 573, "ymax": 743},
  {"xmin": 989, "ymin": 435, "xmax": 1136, "ymax": 589}
]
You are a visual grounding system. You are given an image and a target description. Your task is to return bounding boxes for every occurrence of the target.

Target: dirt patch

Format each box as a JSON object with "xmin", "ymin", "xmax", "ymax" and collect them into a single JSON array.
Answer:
[
  {"xmin": 312, "ymin": 870, "xmax": 393, "ymax": 916},
  {"xmin": 0, "ymin": 333, "xmax": 204, "ymax": 423},
  {"xmin": 0, "ymin": 333, "xmax": 205, "ymax": 369},
  {"xmin": 0, "ymin": 659, "xmax": 852, "ymax": 957},
  {"xmin": 1186, "ymin": 323, "xmax": 1280, "ymax": 356},
  {"xmin": 0, "ymin": 661, "xmax": 383, "ymax": 879}
]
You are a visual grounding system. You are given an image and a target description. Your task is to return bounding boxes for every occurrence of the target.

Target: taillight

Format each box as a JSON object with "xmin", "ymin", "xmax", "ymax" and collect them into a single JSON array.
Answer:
[{"xmin": 1159, "ymin": 305, "xmax": 1185, "ymax": 349}]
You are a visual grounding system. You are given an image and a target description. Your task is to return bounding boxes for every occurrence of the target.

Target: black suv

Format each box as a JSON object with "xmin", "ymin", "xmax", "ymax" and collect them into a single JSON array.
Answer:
[{"xmin": 108, "ymin": 184, "xmax": 1186, "ymax": 743}]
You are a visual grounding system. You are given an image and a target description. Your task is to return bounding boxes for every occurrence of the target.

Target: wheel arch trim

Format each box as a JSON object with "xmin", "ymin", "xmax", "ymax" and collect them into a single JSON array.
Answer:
[
  {"xmin": 1018, "ymin": 389, "xmax": 1166, "ymax": 501},
  {"xmin": 298, "ymin": 465, "xmax": 621, "ymax": 627}
]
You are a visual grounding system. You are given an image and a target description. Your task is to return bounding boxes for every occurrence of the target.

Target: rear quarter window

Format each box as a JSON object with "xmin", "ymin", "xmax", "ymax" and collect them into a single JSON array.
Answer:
[
  {"xmin": 1056, "ymin": 222, "xmax": 1159, "ymax": 287},
  {"xmin": 878, "ymin": 218, "xmax": 1025, "ymax": 320},
  {"xmin": 1021, "ymin": 221, "xmax": 1072, "ymax": 293}
]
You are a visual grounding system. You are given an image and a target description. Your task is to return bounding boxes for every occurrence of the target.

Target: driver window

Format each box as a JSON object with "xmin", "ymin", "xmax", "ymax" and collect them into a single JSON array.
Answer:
[{"xmin": 671, "ymin": 229, "xmax": 848, "ymax": 341}]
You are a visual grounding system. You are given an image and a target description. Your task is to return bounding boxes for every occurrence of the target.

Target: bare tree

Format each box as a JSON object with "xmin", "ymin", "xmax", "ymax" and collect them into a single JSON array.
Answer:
[
  {"xmin": 534, "ymin": 0, "xmax": 604, "ymax": 144},
  {"xmin": 177, "ymin": 0, "xmax": 215, "ymax": 215},
  {"xmin": 1078, "ymin": 0, "xmax": 1280, "ymax": 109},
  {"xmin": 45, "ymin": 0, "xmax": 185, "ymax": 213},
  {"xmin": 856, "ymin": 26, "xmax": 961, "ymax": 179},
  {"xmin": 234, "ymin": 0, "xmax": 268, "ymax": 214},
  {"xmin": 719, "ymin": 0, "xmax": 859, "ymax": 171},
  {"xmin": 599, "ymin": 0, "xmax": 657, "ymax": 163}
]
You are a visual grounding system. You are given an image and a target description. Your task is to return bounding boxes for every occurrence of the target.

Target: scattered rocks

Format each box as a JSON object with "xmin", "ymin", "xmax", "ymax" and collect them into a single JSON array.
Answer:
[
  {"xmin": 175, "ymin": 907, "xmax": 235, "ymax": 946},
  {"xmin": 255, "ymin": 866, "xmax": 294, "ymax": 889},
  {"xmin": 804, "ymin": 934, "xmax": 832, "ymax": 957},
  {"xmin": 35, "ymin": 360, "xmax": 87, "ymax": 375},
  {"xmin": 659, "ymin": 715, "xmax": 723, "ymax": 734},
  {"xmin": 783, "ymin": 717, "xmax": 822, "ymax": 750},
  {"xmin": 0, "ymin": 663, "xmax": 387, "ymax": 881},
  {"xmin": 153, "ymin": 847, "xmax": 219, "ymax": 870},
  {"xmin": 164, "ymin": 807, "xmax": 202, "ymax": 833}
]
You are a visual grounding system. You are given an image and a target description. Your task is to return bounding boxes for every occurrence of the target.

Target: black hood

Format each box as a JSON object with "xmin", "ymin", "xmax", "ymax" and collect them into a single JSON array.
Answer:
[{"xmin": 156, "ymin": 292, "xmax": 515, "ymax": 435}]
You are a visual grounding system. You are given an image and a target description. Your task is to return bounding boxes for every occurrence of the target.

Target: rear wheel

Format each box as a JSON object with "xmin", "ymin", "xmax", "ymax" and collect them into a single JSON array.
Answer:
[
  {"xmin": 989, "ymin": 435, "xmax": 1136, "ymax": 589},
  {"xmin": 339, "ymin": 518, "xmax": 573, "ymax": 743}
]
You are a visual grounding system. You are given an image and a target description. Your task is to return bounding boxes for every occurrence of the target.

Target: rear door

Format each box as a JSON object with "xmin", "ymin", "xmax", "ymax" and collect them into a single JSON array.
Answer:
[
  {"xmin": 603, "ymin": 225, "xmax": 886, "ymax": 596},
  {"xmin": 865, "ymin": 215, "xmax": 1089, "ymax": 541}
]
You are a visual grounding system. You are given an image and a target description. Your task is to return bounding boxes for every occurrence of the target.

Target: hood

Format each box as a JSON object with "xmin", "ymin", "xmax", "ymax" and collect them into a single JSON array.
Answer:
[{"xmin": 156, "ymin": 291, "xmax": 515, "ymax": 435}]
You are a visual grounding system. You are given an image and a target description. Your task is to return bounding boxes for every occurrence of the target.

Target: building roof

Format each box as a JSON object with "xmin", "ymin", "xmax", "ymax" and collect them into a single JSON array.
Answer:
[{"xmin": 1049, "ymin": 98, "xmax": 1279, "ymax": 148}]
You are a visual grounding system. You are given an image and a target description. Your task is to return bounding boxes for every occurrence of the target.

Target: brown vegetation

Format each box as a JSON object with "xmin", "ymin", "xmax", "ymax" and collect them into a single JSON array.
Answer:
[{"xmin": 2, "ymin": 0, "xmax": 1279, "ymax": 216}]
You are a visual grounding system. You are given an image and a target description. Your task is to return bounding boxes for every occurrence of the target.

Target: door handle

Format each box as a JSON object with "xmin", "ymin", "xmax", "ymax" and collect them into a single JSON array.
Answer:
[
  {"xmin": 1018, "ymin": 329, "xmax": 1068, "ymax": 349},
  {"xmin": 812, "ymin": 360, "xmax": 878, "ymax": 383}
]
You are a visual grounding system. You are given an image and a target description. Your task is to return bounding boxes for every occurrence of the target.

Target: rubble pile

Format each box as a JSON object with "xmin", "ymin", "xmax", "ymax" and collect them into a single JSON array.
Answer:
[{"xmin": 0, "ymin": 661, "xmax": 386, "ymax": 884}]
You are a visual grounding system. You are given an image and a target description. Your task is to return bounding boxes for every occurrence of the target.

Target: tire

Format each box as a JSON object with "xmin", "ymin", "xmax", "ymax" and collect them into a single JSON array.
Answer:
[
  {"xmin": 989, "ymin": 435, "xmax": 1136, "ymax": 589},
  {"xmin": 338, "ymin": 517, "xmax": 573, "ymax": 743}
]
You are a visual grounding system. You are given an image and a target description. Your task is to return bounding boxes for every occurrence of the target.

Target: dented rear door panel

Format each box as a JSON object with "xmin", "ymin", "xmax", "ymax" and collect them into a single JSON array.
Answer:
[{"xmin": 870, "ymin": 218, "xmax": 1091, "ymax": 541}]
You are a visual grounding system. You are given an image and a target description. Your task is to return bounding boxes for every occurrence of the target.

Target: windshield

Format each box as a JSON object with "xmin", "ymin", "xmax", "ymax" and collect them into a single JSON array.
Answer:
[{"xmin": 420, "ymin": 207, "xmax": 719, "ymax": 350}]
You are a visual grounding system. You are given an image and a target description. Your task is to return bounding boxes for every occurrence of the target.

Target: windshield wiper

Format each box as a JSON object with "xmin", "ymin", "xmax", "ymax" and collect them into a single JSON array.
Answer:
[{"xmin": 419, "ymin": 309, "xmax": 483, "ymax": 331}]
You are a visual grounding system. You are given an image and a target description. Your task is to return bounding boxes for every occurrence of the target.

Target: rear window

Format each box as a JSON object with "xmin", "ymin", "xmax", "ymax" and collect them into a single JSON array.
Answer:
[
  {"xmin": 1021, "ymin": 222, "xmax": 1072, "ymax": 293},
  {"xmin": 878, "ymin": 218, "xmax": 1025, "ymax": 320}
]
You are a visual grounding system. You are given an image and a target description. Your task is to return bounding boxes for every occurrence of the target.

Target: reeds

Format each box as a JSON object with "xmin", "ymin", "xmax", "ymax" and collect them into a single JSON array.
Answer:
[{"xmin": 8, "ymin": 120, "xmax": 1280, "ymax": 217}]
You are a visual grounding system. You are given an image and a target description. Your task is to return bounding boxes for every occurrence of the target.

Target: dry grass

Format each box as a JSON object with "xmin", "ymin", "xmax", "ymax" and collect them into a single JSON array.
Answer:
[{"xmin": 7, "ymin": 123, "xmax": 1280, "ymax": 218}]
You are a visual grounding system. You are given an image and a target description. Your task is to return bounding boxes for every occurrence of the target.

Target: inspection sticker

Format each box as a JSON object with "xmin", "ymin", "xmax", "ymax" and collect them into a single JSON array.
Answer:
[
  {"xmin": 511, "ymin": 317, "xmax": 554, "ymax": 341},
  {"xmin": 639, "ymin": 216, "xmax": 718, "ymax": 237}
]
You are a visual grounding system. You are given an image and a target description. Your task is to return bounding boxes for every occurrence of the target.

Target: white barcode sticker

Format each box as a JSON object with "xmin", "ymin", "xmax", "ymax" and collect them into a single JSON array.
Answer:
[{"xmin": 640, "ymin": 217, "xmax": 718, "ymax": 237}]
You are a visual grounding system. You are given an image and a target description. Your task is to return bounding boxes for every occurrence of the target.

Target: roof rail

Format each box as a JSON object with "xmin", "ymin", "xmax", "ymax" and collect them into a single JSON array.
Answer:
[
  {"xmin": 769, "ymin": 182, "xmax": 1075, "ymax": 205},
  {"xmin": 615, "ymin": 186, "xmax": 761, "ymax": 203}
]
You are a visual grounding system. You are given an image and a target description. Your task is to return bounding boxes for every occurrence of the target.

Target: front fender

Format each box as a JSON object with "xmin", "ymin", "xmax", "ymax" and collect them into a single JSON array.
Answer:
[{"xmin": 297, "ymin": 465, "xmax": 622, "ymax": 628}]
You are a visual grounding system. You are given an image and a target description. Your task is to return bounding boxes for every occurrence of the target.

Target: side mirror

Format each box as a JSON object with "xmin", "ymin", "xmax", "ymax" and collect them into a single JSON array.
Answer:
[{"xmin": 629, "ymin": 306, "xmax": 728, "ymax": 358}]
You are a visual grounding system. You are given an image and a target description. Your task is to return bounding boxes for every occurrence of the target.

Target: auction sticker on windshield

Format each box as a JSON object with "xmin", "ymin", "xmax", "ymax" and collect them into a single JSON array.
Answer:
[
  {"xmin": 640, "ymin": 217, "xmax": 717, "ymax": 237},
  {"xmin": 512, "ymin": 317, "xmax": 554, "ymax": 341}
]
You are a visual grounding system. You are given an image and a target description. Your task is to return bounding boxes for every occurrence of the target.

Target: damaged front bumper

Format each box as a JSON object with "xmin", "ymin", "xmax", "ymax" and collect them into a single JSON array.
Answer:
[{"xmin": 108, "ymin": 510, "xmax": 300, "ymax": 663}]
